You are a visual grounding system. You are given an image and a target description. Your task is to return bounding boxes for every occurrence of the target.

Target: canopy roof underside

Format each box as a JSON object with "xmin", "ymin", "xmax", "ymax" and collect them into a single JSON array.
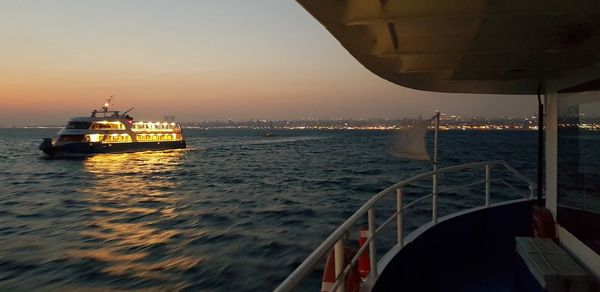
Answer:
[{"xmin": 297, "ymin": 0, "xmax": 600, "ymax": 94}]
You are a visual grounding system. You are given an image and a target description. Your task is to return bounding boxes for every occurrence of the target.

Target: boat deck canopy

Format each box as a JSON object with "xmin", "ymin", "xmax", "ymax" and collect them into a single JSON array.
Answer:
[{"xmin": 297, "ymin": 0, "xmax": 600, "ymax": 94}]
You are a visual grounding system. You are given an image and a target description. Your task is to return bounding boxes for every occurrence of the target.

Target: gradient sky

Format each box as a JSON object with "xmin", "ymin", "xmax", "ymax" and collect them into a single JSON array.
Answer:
[{"xmin": 0, "ymin": 0, "xmax": 536, "ymax": 125}]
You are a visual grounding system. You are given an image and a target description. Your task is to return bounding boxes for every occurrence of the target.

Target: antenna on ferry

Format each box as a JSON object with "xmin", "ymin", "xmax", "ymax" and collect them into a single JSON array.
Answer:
[
  {"xmin": 122, "ymin": 107, "xmax": 135, "ymax": 116},
  {"xmin": 102, "ymin": 95, "xmax": 114, "ymax": 112}
]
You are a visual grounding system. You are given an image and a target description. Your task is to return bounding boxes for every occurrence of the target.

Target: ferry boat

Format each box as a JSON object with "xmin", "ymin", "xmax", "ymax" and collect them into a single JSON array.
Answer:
[
  {"xmin": 278, "ymin": 1, "xmax": 600, "ymax": 291},
  {"xmin": 39, "ymin": 99, "xmax": 186, "ymax": 156}
]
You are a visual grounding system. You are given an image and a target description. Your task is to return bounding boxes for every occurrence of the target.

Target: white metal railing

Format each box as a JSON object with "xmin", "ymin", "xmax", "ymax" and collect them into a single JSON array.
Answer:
[{"xmin": 275, "ymin": 160, "xmax": 535, "ymax": 292}]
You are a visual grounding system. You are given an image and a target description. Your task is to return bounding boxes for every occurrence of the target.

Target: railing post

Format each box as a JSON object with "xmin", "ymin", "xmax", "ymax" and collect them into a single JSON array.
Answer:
[
  {"xmin": 396, "ymin": 188, "xmax": 404, "ymax": 247},
  {"xmin": 485, "ymin": 164, "xmax": 491, "ymax": 207},
  {"xmin": 529, "ymin": 186, "xmax": 535, "ymax": 199},
  {"xmin": 334, "ymin": 239, "xmax": 345, "ymax": 292},
  {"xmin": 368, "ymin": 208, "xmax": 378, "ymax": 278},
  {"xmin": 432, "ymin": 174, "xmax": 438, "ymax": 224}
]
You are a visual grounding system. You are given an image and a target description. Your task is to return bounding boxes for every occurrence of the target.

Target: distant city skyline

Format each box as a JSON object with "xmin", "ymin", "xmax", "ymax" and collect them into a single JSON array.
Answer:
[
  {"xmin": 1, "ymin": 114, "xmax": 544, "ymax": 128},
  {"xmin": 0, "ymin": 0, "xmax": 536, "ymax": 126}
]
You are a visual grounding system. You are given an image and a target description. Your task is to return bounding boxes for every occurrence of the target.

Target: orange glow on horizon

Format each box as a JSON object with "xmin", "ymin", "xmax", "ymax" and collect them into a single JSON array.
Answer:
[{"xmin": 0, "ymin": 1, "xmax": 537, "ymax": 126}]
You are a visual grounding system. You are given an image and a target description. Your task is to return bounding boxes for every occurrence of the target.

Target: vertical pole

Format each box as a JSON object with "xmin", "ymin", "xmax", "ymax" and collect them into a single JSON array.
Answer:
[
  {"xmin": 432, "ymin": 111, "xmax": 440, "ymax": 223},
  {"xmin": 433, "ymin": 111, "xmax": 440, "ymax": 167},
  {"xmin": 334, "ymin": 239, "xmax": 345, "ymax": 292},
  {"xmin": 368, "ymin": 208, "xmax": 377, "ymax": 278},
  {"xmin": 544, "ymin": 91, "xmax": 558, "ymax": 214},
  {"xmin": 485, "ymin": 164, "xmax": 491, "ymax": 207},
  {"xmin": 396, "ymin": 188, "xmax": 404, "ymax": 247},
  {"xmin": 537, "ymin": 84, "xmax": 544, "ymax": 206}
]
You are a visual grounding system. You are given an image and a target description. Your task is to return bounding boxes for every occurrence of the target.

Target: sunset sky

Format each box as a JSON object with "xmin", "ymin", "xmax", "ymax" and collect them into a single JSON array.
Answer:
[{"xmin": 0, "ymin": 0, "xmax": 536, "ymax": 126}]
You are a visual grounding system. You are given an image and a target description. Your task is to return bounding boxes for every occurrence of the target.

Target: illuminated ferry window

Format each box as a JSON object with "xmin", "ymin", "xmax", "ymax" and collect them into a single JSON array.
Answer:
[
  {"xmin": 91, "ymin": 121, "xmax": 126, "ymax": 130},
  {"xmin": 557, "ymin": 91, "xmax": 600, "ymax": 254},
  {"xmin": 136, "ymin": 133, "xmax": 182, "ymax": 142},
  {"xmin": 85, "ymin": 134, "xmax": 104, "ymax": 143},
  {"xmin": 132, "ymin": 122, "xmax": 181, "ymax": 132},
  {"xmin": 66, "ymin": 122, "xmax": 91, "ymax": 129},
  {"xmin": 103, "ymin": 134, "xmax": 132, "ymax": 143}
]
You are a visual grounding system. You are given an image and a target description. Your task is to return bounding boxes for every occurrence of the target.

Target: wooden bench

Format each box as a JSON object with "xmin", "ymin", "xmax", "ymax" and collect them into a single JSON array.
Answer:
[{"xmin": 516, "ymin": 237, "xmax": 591, "ymax": 292}]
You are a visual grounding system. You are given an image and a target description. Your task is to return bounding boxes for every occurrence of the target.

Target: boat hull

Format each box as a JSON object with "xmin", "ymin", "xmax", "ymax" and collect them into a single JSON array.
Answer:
[{"xmin": 40, "ymin": 140, "xmax": 186, "ymax": 157}]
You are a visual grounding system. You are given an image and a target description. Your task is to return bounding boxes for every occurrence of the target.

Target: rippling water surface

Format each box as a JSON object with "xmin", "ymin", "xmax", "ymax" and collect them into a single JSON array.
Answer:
[{"xmin": 0, "ymin": 128, "xmax": 536, "ymax": 291}]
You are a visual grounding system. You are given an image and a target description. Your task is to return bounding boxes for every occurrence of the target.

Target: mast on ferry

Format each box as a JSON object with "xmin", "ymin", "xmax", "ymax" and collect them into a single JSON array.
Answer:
[{"xmin": 102, "ymin": 95, "xmax": 114, "ymax": 112}]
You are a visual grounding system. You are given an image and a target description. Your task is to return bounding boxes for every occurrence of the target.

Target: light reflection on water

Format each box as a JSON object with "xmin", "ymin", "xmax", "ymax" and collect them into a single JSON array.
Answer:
[{"xmin": 70, "ymin": 151, "xmax": 200, "ymax": 289}]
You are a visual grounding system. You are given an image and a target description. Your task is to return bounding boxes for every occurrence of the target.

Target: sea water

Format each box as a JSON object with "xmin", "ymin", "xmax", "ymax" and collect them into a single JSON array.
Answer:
[{"xmin": 0, "ymin": 128, "xmax": 536, "ymax": 291}]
